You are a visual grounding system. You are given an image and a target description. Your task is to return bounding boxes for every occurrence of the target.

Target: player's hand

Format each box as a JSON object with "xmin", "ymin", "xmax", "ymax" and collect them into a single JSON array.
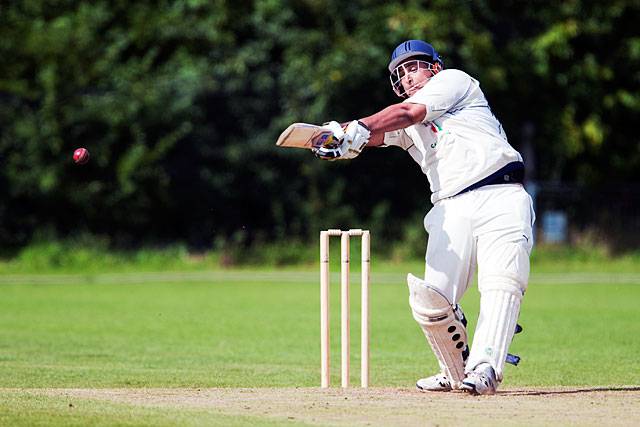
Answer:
[
  {"xmin": 313, "ymin": 145, "xmax": 343, "ymax": 160},
  {"xmin": 341, "ymin": 120, "xmax": 371, "ymax": 159},
  {"xmin": 312, "ymin": 120, "xmax": 371, "ymax": 161},
  {"xmin": 312, "ymin": 121, "xmax": 346, "ymax": 161}
]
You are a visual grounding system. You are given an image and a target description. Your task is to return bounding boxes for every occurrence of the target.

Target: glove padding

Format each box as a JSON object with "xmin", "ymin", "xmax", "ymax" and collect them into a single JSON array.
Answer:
[
  {"xmin": 312, "ymin": 121, "xmax": 345, "ymax": 161},
  {"xmin": 313, "ymin": 120, "xmax": 371, "ymax": 161}
]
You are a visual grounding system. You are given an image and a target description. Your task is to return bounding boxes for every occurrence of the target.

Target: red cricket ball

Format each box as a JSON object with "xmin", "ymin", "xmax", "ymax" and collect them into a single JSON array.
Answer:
[{"xmin": 73, "ymin": 148, "xmax": 90, "ymax": 165}]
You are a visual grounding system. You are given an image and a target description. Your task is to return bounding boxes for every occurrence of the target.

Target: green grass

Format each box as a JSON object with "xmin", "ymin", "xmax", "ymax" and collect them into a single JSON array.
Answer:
[
  {"xmin": 1, "ymin": 247, "xmax": 639, "ymax": 425},
  {"xmin": 1, "ymin": 268, "xmax": 638, "ymax": 389}
]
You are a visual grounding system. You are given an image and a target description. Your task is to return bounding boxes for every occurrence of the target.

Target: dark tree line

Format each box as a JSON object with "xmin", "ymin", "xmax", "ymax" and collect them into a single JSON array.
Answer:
[{"xmin": 1, "ymin": 1, "xmax": 639, "ymax": 250}]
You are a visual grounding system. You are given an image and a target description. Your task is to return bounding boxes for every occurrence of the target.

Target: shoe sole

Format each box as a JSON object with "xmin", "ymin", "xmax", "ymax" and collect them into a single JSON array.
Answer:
[
  {"xmin": 460, "ymin": 380, "xmax": 496, "ymax": 395},
  {"xmin": 460, "ymin": 381, "xmax": 477, "ymax": 394},
  {"xmin": 416, "ymin": 382, "xmax": 452, "ymax": 392}
]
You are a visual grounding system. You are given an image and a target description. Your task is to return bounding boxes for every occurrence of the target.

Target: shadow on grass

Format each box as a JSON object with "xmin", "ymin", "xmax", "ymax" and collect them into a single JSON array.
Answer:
[{"xmin": 501, "ymin": 386, "xmax": 640, "ymax": 396}]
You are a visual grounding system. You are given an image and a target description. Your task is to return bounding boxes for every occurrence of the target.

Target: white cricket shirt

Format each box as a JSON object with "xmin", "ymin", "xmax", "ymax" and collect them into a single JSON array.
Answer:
[{"xmin": 383, "ymin": 69, "xmax": 523, "ymax": 204}]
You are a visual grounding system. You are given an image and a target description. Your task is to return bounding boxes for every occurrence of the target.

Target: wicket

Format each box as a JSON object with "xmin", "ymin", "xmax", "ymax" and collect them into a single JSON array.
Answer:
[{"xmin": 320, "ymin": 229, "xmax": 370, "ymax": 388}]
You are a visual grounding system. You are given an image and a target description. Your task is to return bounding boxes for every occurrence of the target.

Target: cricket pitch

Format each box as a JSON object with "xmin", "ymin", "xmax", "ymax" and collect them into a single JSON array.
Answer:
[{"xmin": 19, "ymin": 386, "xmax": 640, "ymax": 426}]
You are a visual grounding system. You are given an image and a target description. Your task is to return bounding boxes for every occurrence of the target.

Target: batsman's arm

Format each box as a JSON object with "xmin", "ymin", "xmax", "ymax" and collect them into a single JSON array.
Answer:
[
  {"xmin": 359, "ymin": 103, "xmax": 427, "ymax": 147},
  {"xmin": 315, "ymin": 102, "xmax": 425, "ymax": 160}
]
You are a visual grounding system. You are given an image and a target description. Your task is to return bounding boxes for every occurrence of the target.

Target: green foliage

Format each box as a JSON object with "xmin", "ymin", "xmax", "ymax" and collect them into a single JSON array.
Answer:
[
  {"xmin": 1, "ymin": 237, "xmax": 639, "ymax": 273},
  {"xmin": 1, "ymin": 1, "xmax": 639, "ymax": 249},
  {"xmin": 0, "ymin": 239, "xmax": 213, "ymax": 273}
]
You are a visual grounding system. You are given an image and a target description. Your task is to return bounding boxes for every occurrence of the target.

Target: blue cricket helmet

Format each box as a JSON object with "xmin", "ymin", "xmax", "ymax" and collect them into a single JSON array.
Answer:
[{"xmin": 388, "ymin": 40, "xmax": 443, "ymax": 72}]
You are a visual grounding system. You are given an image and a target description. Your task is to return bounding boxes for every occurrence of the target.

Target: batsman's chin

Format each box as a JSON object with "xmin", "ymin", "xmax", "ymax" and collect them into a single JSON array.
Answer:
[{"xmin": 406, "ymin": 84, "xmax": 425, "ymax": 97}]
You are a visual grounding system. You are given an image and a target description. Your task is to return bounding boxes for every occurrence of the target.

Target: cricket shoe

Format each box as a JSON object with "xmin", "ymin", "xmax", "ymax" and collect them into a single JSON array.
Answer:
[
  {"xmin": 461, "ymin": 363, "xmax": 498, "ymax": 395},
  {"xmin": 416, "ymin": 373, "xmax": 451, "ymax": 392}
]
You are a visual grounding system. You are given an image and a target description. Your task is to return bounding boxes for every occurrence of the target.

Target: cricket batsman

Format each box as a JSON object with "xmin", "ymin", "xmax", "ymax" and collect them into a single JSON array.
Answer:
[{"xmin": 313, "ymin": 40, "xmax": 535, "ymax": 395}]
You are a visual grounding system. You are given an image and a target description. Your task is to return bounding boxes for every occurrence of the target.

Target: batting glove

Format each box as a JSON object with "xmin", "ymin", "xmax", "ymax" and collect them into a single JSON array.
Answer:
[
  {"xmin": 313, "ymin": 121, "xmax": 346, "ymax": 161},
  {"xmin": 312, "ymin": 120, "xmax": 370, "ymax": 161},
  {"xmin": 340, "ymin": 120, "xmax": 371, "ymax": 159}
]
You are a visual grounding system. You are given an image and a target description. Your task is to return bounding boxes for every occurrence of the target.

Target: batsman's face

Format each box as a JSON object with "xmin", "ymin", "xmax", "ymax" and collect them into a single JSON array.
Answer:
[{"xmin": 390, "ymin": 59, "xmax": 439, "ymax": 98}]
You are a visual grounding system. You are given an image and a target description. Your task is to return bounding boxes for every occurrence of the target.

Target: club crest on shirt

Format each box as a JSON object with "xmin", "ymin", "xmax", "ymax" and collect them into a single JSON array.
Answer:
[{"xmin": 427, "ymin": 121, "xmax": 442, "ymax": 149}]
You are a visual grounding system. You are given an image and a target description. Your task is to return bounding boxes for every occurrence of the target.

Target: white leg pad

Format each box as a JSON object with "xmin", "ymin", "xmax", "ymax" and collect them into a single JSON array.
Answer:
[
  {"xmin": 466, "ymin": 281, "xmax": 522, "ymax": 381},
  {"xmin": 407, "ymin": 273, "xmax": 468, "ymax": 389}
]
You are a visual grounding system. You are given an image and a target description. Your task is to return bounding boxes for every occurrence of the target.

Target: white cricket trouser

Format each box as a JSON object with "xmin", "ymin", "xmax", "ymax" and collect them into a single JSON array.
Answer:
[
  {"xmin": 423, "ymin": 184, "xmax": 535, "ymax": 379},
  {"xmin": 423, "ymin": 183, "xmax": 534, "ymax": 303}
]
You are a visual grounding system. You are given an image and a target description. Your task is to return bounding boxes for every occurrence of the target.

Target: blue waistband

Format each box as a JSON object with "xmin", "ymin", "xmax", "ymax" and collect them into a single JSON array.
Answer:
[{"xmin": 456, "ymin": 161, "xmax": 525, "ymax": 196}]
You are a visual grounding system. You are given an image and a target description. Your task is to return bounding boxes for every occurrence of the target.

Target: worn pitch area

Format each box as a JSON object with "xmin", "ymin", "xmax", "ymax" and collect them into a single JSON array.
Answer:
[{"xmin": 21, "ymin": 386, "xmax": 640, "ymax": 426}]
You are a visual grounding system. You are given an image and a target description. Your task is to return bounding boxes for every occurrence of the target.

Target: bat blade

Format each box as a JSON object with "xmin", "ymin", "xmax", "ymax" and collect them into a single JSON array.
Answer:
[{"xmin": 276, "ymin": 123, "xmax": 336, "ymax": 149}]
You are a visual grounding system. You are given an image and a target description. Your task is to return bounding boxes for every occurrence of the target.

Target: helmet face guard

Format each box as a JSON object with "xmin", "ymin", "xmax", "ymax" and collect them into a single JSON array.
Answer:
[
  {"xmin": 388, "ymin": 40, "xmax": 443, "ymax": 98},
  {"xmin": 389, "ymin": 59, "xmax": 439, "ymax": 98}
]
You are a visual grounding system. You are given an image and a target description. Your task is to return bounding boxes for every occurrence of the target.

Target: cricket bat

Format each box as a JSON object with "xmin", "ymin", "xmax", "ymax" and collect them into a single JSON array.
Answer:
[{"xmin": 276, "ymin": 123, "xmax": 337, "ymax": 150}]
